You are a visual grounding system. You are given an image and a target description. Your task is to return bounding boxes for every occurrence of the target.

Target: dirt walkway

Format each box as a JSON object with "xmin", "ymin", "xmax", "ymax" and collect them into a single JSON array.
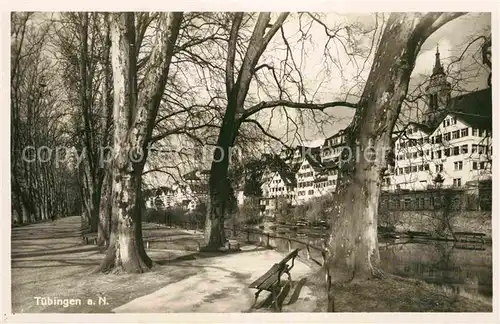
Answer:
[
  {"xmin": 11, "ymin": 216, "xmax": 316, "ymax": 313},
  {"xmin": 112, "ymin": 245, "xmax": 316, "ymax": 313}
]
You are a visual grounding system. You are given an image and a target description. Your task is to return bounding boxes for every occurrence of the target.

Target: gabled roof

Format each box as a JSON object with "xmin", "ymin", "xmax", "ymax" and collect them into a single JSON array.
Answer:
[
  {"xmin": 448, "ymin": 88, "xmax": 491, "ymax": 117},
  {"xmin": 426, "ymin": 88, "xmax": 492, "ymax": 130},
  {"xmin": 448, "ymin": 111, "xmax": 492, "ymax": 130},
  {"xmin": 277, "ymin": 169, "xmax": 297, "ymax": 187},
  {"xmin": 323, "ymin": 127, "xmax": 349, "ymax": 146},
  {"xmin": 303, "ymin": 153, "xmax": 324, "ymax": 172},
  {"xmin": 406, "ymin": 122, "xmax": 433, "ymax": 134},
  {"xmin": 401, "ymin": 88, "xmax": 492, "ymax": 137},
  {"xmin": 322, "ymin": 158, "xmax": 340, "ymax": 170},
  {"xmin": 266, "ymin": 169, "xmax": 296, "ymax": 188}
]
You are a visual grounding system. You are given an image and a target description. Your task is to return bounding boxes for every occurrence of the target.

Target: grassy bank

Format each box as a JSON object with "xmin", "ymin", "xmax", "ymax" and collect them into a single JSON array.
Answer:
[{"xmin": 307, "ymin": 273, "xmax": 492, "ymax": 312}]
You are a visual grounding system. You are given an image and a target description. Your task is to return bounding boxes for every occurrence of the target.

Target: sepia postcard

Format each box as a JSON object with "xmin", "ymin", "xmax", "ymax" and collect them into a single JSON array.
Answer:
[{"xmin": 2, "ymin": 1, "xmax": 498, "ymax": 323}]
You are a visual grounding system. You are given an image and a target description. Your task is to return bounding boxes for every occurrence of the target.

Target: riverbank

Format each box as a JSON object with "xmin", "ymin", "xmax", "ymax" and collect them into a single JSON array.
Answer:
[
  {"xmin": 269, "ymin": 222, "xmax": 492, "ymax": 245},
  {"xmin": 306, "ymin": 272, "xmax": 492, "ymax": 312}
]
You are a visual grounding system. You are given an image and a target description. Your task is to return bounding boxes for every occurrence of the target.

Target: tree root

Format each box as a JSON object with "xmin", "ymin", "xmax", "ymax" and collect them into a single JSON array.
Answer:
[
  {"xmin": 371, "ymin": 267, "xmax": 386, "ymax": 279},
  {"xmin": 198, "ymin": 245, "xmax": 224, "ymax": 253}
]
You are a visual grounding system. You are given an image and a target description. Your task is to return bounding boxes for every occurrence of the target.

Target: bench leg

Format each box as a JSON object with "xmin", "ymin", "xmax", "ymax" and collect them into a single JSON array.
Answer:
[
  {"xmin": 253, "ymin": 290, "xmax": 261, "ymax": 307},
  {"xmin": 272, "ymin": 285, "xmax": 280, "ymax": 312}
]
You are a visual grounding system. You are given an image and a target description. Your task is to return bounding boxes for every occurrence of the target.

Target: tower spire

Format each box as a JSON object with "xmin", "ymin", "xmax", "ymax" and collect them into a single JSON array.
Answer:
[{"xmin": 432, "ymin": 45, "xmax": 444, "ymax": 75}]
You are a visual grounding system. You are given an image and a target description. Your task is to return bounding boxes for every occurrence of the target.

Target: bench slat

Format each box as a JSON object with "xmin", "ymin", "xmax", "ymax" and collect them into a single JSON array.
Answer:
[
  {"xmin": 278, "ymin": 248, "xmax": 299, "ymax": 265},
  {"xmin": 249, "ymin": 249, "xmax": 299, "ymax": 291},
  {"xmin": 257, "ymin": 272, "xmax": 281, "ymax": 291},
  {"xmin": 249, "ymin": 263, "xmax": 280, "ymax": 289}
]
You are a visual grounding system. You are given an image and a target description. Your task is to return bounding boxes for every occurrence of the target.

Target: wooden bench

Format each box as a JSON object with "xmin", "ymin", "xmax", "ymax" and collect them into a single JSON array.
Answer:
[
  {"xmin": 248, "ymin": 248, "xmax": 299, "ymax": 311},
  {"xmin": 82, "ymin": 233, "xmax": 97, "ymax": 245}
]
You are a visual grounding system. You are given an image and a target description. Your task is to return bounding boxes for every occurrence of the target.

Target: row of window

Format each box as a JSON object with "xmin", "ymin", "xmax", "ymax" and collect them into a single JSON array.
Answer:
[
  {"xmin": 314, "ymin": 180, "xmax": 336, "ymax": 188},
  {"xmin": 325, "ymin": 136, "xmax": 345, "ymax": 147},
  {"xmin": 432, "ymin": 128, "xmax": 488, "ymax": 144},
  {"xmin": 394, "ymin": 160, "xmax": 489, "ymax": 176},
  {"xmin": 297, "ymin": 167, "xmax": 342, "ymax": 179},
  {"xmin": 381, "ymin": 194, "xmax": 465, "ymax": 210},
  {"xmin": 297, "ymin": 189, "xmax": 315, "ymax": 196},
  {"xmin": 298, "ymin": 171, "xmax": 314, "ymax": 178},
  {"xmin": 442, "ymin": 116, "xmax": 458, "ymax": 127},
  {"xmin": 298, "ymin": 181, "xmax": 314, "ymax": 188},
  {"xmin": 322, "ymin": 147, "xmax": 343, "ymax": 156},
  {"xmin": 267, "ymin": 194, "xmax": 294, "ymax": 200},
  {"xmin": 395, "ymin": 164, "xmax": 430, "ymax": 175},
  {"xmin": 398, "ymin": 127, "xmax": 488, "ymax": 149},
  {"xmin": 270, "ymin": 186, "xmax": 291, "ymax": 192},
  {"xmin": 396, "ymin": 144, "xmax": 490, "ymax": 161}
]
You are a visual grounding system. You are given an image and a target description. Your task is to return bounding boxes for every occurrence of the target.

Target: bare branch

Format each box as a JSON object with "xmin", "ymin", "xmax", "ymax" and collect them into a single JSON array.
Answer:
[{"xmin": 241, "ymin": 99, "xmax": 358, "ymax": 120}]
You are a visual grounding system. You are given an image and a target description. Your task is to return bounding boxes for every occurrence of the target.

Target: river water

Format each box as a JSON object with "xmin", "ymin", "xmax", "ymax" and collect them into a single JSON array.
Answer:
[
  {"xmin": 378, "ymin": 238, "xmax": 492, "ymax": 302},
  {"xmin": 259, "ymin": 227, "xmax": 492, "ymax": 302}
]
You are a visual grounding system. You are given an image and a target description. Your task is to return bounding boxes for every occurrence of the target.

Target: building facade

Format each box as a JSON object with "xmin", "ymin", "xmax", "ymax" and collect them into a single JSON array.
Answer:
[{"xmin": 149, "ymin": 47, "xmax": 492, "ymax": 216}]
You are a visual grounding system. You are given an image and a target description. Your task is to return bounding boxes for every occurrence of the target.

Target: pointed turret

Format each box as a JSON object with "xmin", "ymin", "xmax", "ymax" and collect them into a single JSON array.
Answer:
[
  {"xmin": 432, "ymin": 45, "xmax": 445, "ymax": 76},
  {"xmin": 422, "ymin": 44, "xmax": 451, "ymax": 127}
]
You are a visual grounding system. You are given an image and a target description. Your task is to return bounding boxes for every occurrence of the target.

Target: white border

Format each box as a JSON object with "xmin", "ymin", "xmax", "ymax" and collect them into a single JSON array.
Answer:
[{"xmin": 1, "ymin": 1, "xmax": 499, "ymax": 323}]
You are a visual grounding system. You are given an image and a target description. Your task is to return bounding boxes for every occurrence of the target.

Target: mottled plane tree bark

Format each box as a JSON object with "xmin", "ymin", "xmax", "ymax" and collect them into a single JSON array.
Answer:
[{"xmin": 96, "ymin": 12, "xmax": 183, "ymax": 273}]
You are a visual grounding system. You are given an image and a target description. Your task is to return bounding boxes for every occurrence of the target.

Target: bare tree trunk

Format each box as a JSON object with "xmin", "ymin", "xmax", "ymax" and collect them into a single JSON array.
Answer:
[
  {"xmin": 326, "ymin": 12, "xmax": 463, "ymax": 282},
  {"xmin": 96, "ymin": 167, "xmax": 152, "ymax": 273},
  {"xmin": 97, "ymin": 15, "xmax": 114, "ymax": 247},
  {"xmin": 203, "ymin": 13, "xmax": 289, "ymax": 250},
  {"xmin": 202, "ymin": 100, "xmax": 237, "ymax": 249},
  {"xmin": 96, "ymin": 12, "xmax": 183, "ymax": 273},
  {"xmin": 97, "ymin": 169, "xmax": 112, "ymax": 246}
]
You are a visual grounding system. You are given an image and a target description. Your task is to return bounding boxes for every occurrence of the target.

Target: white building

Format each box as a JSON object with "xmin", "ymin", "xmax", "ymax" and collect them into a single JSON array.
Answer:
[
  {"xmin": 385, "ymin": 111, "xmax": 492, "ymax": 191},
  {"xmin": 260, "ymin": 147, "xmax": 319, "ymax": 215},
  {"xmin": 144, "ymin": 169, "xmax": 210, "ymax": 212},
  {"xmin": 382, "ymin": 48, "xmax": 492, "ymax": 191},
  {"xmin": 260, "ymin": 169, "xmax": 296, "ymax": 217},
  {"xmin": 295, "ymin": 154, "xmax": 325, "ymax": 204},
  {"xmin": 321, "ymin": 128, "xmax": 347, "ymax": 163}
]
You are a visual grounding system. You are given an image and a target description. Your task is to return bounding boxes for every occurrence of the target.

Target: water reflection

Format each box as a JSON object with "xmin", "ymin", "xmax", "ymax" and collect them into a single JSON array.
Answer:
[{"xmin": 379, "ymin": 239, "xmax": 492, "ymax": 301}]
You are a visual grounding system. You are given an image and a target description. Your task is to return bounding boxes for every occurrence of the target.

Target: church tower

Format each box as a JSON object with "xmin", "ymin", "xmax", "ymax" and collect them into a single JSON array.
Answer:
[{"xmin": 423, "ymin": 46, "xmax": 451, "ymax": 127}]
